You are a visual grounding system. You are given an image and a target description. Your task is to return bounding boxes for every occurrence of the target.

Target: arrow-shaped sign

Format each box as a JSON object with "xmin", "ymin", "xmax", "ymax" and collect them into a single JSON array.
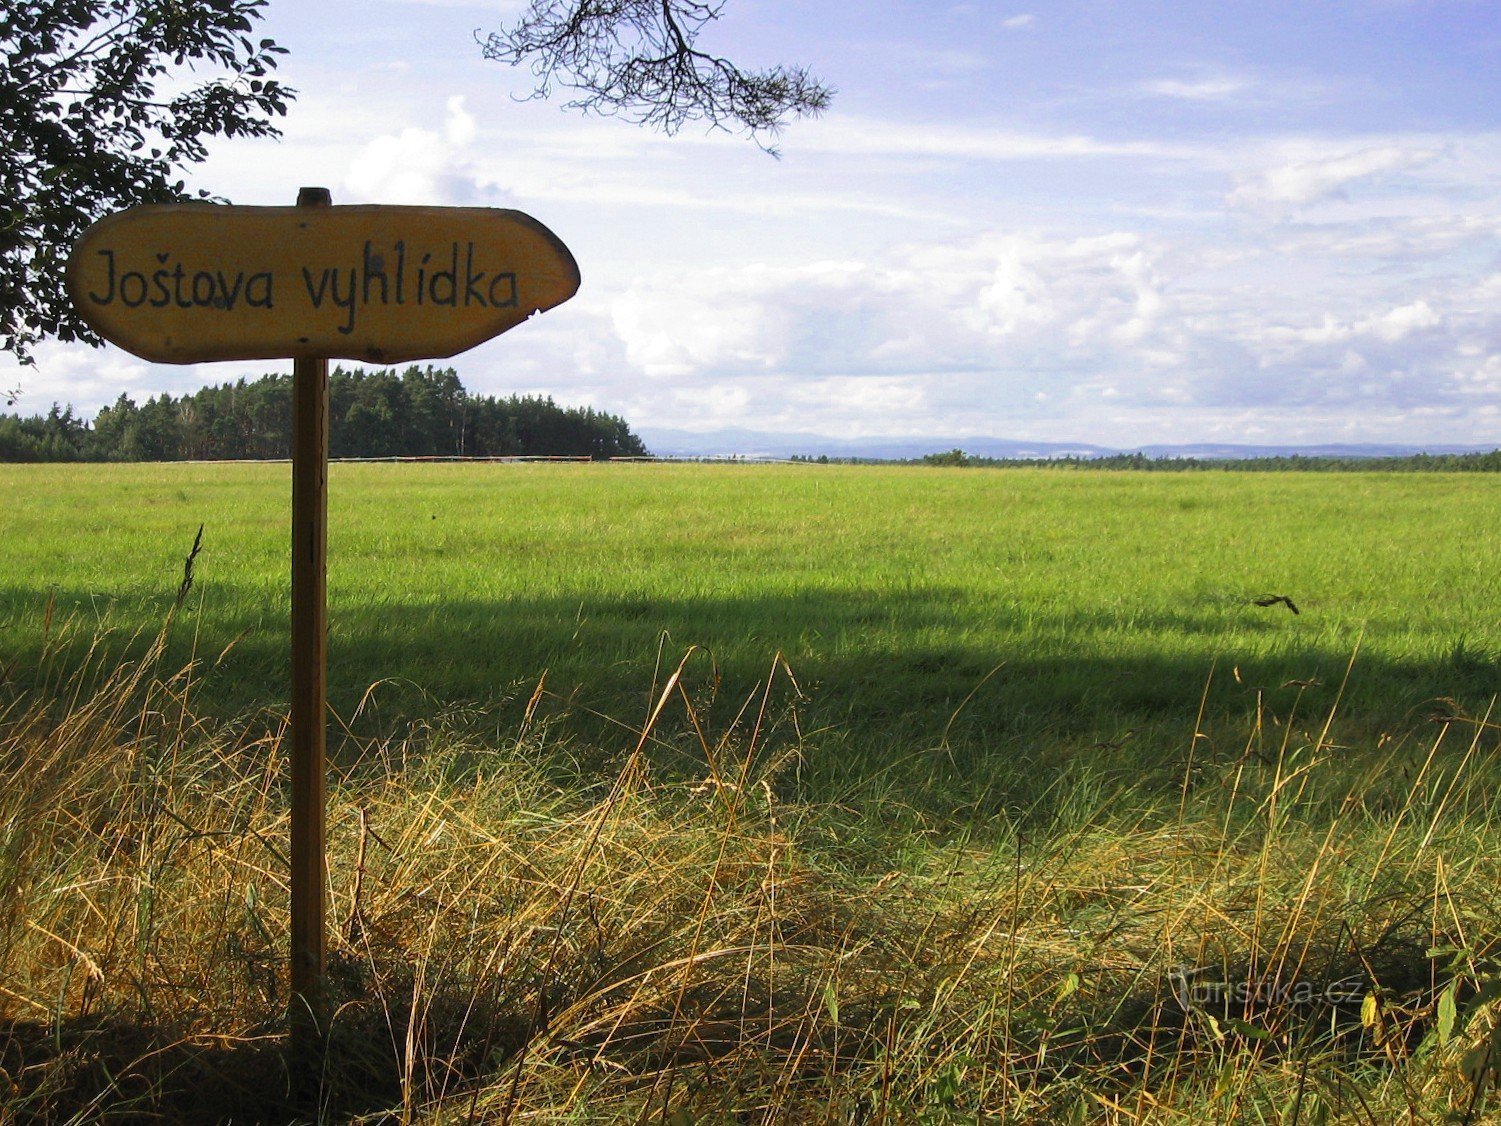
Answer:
[{"xmin": 67, "ymin": 203, "xmax": 580, "ymax": 364}]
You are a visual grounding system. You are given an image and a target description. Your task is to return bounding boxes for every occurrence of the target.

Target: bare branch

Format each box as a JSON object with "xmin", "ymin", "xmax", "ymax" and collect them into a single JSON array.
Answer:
[{"xmin": 477, "ymin": 0, "xmax": 832, "ymax": 154}]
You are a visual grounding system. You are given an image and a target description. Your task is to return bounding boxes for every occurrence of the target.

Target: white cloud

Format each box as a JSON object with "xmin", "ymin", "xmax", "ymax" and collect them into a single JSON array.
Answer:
[
  {"xmin": 1364, "ymin": 300, "xmax": 1442, "ymax": 342},
  {"xmin": 342, "ymin": 95, "xmax": 488, "ymax": 205},
  {"xmin": 1259, "ymin": 300, "xmax": 1442, "ymax": 349},
  {"xmin": 607, "ymin": 230, "xmax": 1185, "ymax": 401},
  {"xmin": 0, "ymin": 342, "xmax": 192, "ymax": 415},
  {"xmin": 588, "ymin": 203, "xmax": 1501, "ymax": 442},
  {"xmin": 1265, "ymin": 215, "xmax": 1501, "ymax": 262},
  {"xmin": 1002, "ymin": 14, "xmax": 1036, "ymax": 29},
  {"xmin": 1144, "ymin": 76, "xmax": 1249, "ymax": 100},
  {"xmin": 382, "ymin": 0, "xmax": 524, "ymax": 9},
  {"xmin": 1229, "ymin": 144, "xmax": 1439, "ymax": 212},
  {"xmin": 799, "ymin": 116, "xmax": 1201, "ymax": 162}
]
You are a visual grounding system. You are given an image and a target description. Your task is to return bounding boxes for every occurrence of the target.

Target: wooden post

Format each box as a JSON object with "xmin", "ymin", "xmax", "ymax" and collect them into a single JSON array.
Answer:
[
  {"xmin": 290, "ymin": 186, "xmax": 331, "ymax": 1048},
  {"xmin": 64, "ymin": 186, "xmax": 580, "ymax": 1088}
]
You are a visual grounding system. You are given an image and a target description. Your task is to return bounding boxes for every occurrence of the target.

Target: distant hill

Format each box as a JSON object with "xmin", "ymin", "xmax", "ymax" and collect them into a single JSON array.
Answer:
[{"xmin": 637, "ymin": 426, "xmax": 1497, "ymax": 463}]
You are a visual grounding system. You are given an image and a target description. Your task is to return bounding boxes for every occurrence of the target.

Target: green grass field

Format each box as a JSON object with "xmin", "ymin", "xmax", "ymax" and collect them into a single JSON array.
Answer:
[
  {"xmin": 3, "ymin": 462, "xmax": 1500, "ymax": 1120},
  {"xmin": 3, "ymin": 462, "xmax": 1498, "ymax": 805}
]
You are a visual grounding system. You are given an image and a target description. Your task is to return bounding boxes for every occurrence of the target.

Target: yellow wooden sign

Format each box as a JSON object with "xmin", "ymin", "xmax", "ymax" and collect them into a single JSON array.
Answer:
[{"xmin": 66, "ymin": 203, "xmax": 580, "ymax": 364}]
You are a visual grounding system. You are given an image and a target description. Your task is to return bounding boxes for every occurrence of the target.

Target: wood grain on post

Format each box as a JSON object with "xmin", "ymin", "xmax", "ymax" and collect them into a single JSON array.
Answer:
[{"xmin": 290, "ymin": 186, "xmax": 331, "ymax": 1042}]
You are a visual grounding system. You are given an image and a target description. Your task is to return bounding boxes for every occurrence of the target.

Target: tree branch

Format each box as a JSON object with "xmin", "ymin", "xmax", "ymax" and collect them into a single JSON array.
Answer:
[{"xmin": 477, "ymin": 0, "xmax": 832, "ymax": 154}]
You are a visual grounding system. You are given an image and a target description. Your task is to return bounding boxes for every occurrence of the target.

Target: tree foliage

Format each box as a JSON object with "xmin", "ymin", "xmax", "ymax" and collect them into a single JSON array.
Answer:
[
  {"xmin": 1, "ymin": 0, "xmax": 293, "ymax": 362},
  {"xmin": 0, "ymin": 365, "xmax": 651, "ymax": 461},
  {"xmin": 921, "ymin": 448, "xmax": 972, "ymax": 468},
  {"xmin": 478, "ymin": 0, "xmax": 832, "ymax": 153}
]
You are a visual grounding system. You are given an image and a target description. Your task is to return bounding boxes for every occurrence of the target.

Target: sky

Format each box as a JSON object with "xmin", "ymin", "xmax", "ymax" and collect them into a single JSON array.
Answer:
[{"xmin": 9, "ymin": 0, "xmax": 1501, "ymax": 450}]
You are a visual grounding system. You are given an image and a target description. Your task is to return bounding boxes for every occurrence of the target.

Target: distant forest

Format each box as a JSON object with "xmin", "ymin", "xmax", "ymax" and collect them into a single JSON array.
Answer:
[
  {"xmin": 906, "ymin": 448, "xmax": 1501, "ymax": 472},
  {"xmin": 0, "ymin": 366, "xmax": 649, "ymax": 462}
]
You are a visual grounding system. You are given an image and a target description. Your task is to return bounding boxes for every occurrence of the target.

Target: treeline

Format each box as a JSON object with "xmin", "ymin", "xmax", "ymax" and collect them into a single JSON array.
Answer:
[
  {"xmin": 0, "ymin": 366, "xmax": 649, "ymax": 462},
  {"xmin": 912, "ymin": 448, "xmax": 1501, "ymax": 472}
]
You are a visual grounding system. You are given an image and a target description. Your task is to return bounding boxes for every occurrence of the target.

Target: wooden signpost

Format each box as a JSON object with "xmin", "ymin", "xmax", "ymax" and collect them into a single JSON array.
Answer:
[
  {"xmin": 68, "ymin": 194, "xmax": 579, "ymax": 364},
  {"xmin": 67, "ymin": 188, "xmax": 579, "ymax": 1053}
]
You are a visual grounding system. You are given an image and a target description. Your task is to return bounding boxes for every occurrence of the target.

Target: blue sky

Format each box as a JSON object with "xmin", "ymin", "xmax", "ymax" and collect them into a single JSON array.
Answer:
[{"xmin": 10, "ymin": 0, "xmax": 1501, "ymax": 448}]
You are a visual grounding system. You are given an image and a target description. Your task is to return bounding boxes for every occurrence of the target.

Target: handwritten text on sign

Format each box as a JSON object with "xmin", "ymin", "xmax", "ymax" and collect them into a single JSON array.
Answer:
[{"xmin": 67, "ymin": 204, "xmax": 580, "ymax": 364}]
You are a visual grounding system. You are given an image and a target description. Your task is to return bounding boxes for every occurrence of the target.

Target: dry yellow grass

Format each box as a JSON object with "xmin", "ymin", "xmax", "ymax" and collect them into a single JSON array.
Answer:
[{"xmin": 3, "ymin": 627, "xmax": 1501, "ymax": 1122}]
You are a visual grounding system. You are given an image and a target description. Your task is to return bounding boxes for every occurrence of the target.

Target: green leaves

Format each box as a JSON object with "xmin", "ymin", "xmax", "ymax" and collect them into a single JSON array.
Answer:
[
  {"xmin": 822, "ymin": 978, "xmax": 840, "ymax": 1026},
  {"xmin": 0, "ymin": 0, "xmax": 296, "ymax": 362},
  {"xmin": 1437, "ymin": 980, "xmax": 1459, "ymax": 1046}
]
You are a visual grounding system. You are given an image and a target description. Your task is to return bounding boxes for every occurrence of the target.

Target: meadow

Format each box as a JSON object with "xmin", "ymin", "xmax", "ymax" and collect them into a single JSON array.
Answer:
[
  {"xmin": 2, "ymin": 461, "xmax": 1500, "ymax": 1121},
  {"xmin": 5, "ymin": 462, "xmax": 1499, "ymax": 795}
]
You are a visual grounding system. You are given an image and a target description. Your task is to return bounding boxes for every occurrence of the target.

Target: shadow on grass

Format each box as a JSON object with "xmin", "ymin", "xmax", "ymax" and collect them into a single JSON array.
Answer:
[
  {"xmin": 0, "ymin": 980, "xmax": 533, "ymax": 1124},
  {"xmin": 11, "ymin": 582, "xmax": 1501, "ymax": 714},
  {"xmin": 2, "ymin": 582, "xmax": 1496, "ymax": 765},
  {"xmin": 0, "ymin": 1016, "xmax": 304, "ymax": 1123}
]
